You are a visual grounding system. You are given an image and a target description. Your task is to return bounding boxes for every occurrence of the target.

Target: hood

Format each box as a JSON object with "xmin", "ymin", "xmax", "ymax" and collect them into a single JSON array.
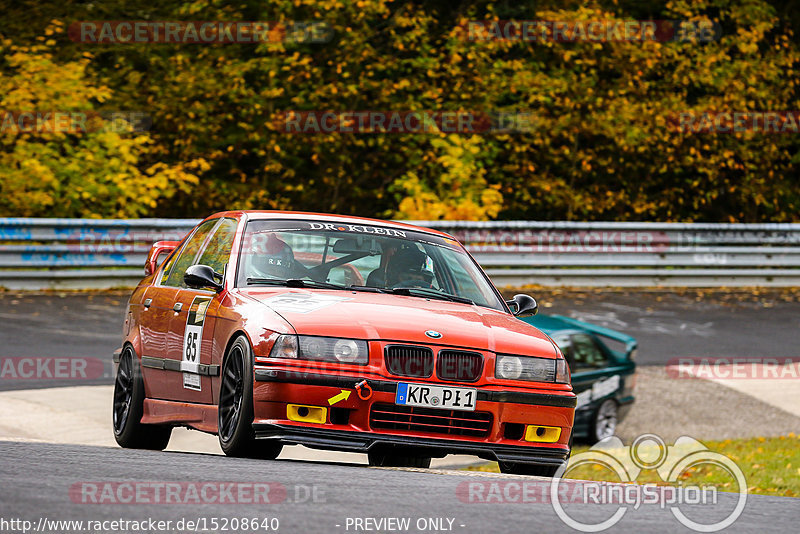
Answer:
[{"xmin": 241, "ymin": 288, "xmax": 559, "ymax": 358}]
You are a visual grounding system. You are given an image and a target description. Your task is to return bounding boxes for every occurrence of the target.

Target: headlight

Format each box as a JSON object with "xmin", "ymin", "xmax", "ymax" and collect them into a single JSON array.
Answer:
[
  {"xmin": 496, "ymin": 355, "xmax": 523, "ymax": 379},
  {"xmin": 495, "ymin": 354, "xmax": 570, "ymax": 384},
  {"xmin": 270, "ymin": 335, "xmax": 369, "ymax": 365},
  {"xmin": 332, "ymin": 339, "xmax": 361, "ymax": 363}
]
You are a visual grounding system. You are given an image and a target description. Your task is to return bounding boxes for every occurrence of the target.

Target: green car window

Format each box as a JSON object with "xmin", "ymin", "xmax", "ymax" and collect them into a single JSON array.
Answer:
[{"xmin": 570, "ymin": 333, "xmax": 608, "ymax": 371}]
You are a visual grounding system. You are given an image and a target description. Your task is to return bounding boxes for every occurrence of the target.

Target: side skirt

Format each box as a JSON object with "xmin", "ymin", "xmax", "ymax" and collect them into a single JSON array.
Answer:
[{"xmin": 141, "ymin": 398, "xmax": 218, "ymax": 434}]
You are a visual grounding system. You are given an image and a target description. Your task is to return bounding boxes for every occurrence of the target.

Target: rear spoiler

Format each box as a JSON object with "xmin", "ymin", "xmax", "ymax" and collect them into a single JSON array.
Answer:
[{"xmin": 549, "ymin": 315, "xmax": 638, "ymax": 357}]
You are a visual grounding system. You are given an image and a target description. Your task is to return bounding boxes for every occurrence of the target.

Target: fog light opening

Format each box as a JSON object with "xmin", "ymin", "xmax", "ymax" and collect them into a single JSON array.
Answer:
[
  {"xmin": 524, "ymin": 425, "xmax": 561, "ymax": 443},
  {"xmin": 287, "ymin": 404, "xmax": 327, "ymax": 424}
]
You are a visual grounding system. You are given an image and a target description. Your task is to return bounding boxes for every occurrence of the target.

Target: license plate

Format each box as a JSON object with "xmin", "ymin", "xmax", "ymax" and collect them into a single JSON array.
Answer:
[{"xmin": 395, "ymin": 383, "xmax": 477, "ymax": 411}]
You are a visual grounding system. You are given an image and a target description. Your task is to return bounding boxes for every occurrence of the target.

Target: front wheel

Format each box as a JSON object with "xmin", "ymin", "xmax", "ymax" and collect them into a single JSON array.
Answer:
[
  {"xmin": 218, "ymin": 336, "xmax": 282, "ymax": 459},
  {"xmin": 589, "ymin": 399, "xmax": 618, "ymax": 444},
  {"xmin": 113, "ymin": 345, "xmax": 172, "ymax": 450}
]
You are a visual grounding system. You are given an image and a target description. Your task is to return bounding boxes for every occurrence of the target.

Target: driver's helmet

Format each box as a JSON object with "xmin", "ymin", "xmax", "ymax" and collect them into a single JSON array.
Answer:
[
  {"xmin": 252, "ymin": 233, "xmax": 295, "ymax": 278},
  {"xmin": 386, "ymin": 245, "xmax": 434, "ymax": 288}
]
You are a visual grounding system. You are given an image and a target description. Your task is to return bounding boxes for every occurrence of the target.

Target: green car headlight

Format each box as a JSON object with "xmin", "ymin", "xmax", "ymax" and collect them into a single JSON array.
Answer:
[{"xmin": 269, "ymin": 334, "xmax": 369, "ymax": 365}]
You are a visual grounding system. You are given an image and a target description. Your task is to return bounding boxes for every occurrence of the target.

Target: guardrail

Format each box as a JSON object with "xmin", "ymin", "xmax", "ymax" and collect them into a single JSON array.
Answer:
[
  {"xmin": 0, "ymin": 218, "xmax": 197, "ymax": 290},
  {"xmin": 1, "ymin": 218, "xmax": 798, "ymax": 289}
]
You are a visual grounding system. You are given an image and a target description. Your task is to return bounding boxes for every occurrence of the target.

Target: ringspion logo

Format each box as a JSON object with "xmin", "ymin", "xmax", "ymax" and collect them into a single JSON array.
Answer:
[{"xmin": 551, "ymin": 435, "xmax": 746, "ymax": 532}]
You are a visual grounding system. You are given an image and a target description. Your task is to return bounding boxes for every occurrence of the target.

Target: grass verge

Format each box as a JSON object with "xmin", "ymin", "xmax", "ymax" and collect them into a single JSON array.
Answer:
[{"xmin": 465, "ymin": 433, "xmax": 800, "ymax": 497}]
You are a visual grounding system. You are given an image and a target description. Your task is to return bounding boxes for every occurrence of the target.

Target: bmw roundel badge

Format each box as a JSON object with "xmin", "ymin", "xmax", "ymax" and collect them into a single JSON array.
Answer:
[{"xmin": 425, "ymin": 330, "xmax": 442, "ymax": 339}]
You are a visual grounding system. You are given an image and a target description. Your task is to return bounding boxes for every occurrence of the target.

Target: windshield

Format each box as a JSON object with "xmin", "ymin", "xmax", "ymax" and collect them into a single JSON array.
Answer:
[{"xmin": 237, "ymin": 219, "xmax": 506, "ymax": 311}]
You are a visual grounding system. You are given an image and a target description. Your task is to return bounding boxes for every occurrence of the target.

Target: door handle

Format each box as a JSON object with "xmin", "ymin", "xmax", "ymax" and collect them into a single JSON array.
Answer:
[
  {"xmin": 173, "ymin": 302, "xmax": 183, "ymax": 313},
  {"xmin": 144, "ymin": 298, "xmax": 152, "ymax": 309}
]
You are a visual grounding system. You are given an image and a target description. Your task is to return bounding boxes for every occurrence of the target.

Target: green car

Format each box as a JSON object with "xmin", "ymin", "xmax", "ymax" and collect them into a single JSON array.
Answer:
[{"xmin": 522, "ymin": 314, "xmax": 637, "ymax": 444}]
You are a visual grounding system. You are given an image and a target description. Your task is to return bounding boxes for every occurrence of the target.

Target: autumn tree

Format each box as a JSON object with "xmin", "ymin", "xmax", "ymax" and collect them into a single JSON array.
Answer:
[{"xmin": 0, "ymin": 0, "xmax": 798, "ymax": 221}]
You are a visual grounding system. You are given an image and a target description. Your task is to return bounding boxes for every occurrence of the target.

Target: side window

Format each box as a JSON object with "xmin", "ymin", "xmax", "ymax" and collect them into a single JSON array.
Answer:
[
  {"xmin": 163, "ymin": 219, "xmax": 219, "ymax": 287},
  {"xmin": 158, "ymin": 249, "xmax": 180, "ymax": 285},
  {"xmin": 570, "ymin": 333, "xmax": 608, "ymax": 371},
  {"xmin": 196, "ymin": 218, "xmax": 238, "ymax": 275}
]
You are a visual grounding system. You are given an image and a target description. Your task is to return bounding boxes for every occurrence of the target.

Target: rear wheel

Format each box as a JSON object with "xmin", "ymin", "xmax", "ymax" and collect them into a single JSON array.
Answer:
[
  {"xmin": 368, "ymin": 450, "xmax": 431, "ymax": 468},
  {"xmin": 218, "ymin": 336, "xmax": 282, "ymax": 459},
  {"xmin": 113, "ymin": 345, "xmax": 172, "ymax": 450}
]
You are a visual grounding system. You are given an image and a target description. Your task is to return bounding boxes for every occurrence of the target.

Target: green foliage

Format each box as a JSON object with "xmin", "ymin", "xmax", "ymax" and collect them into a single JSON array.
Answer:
[{"xmin": 0, "ymin": 0, "xmax": 798, "ymax": 221}]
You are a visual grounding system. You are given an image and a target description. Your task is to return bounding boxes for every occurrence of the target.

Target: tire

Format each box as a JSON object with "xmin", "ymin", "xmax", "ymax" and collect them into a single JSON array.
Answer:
[
  {"xmin": 218, "ymin": 336, "xmax": 282, "ymax": 459},
  {"xmin": 368, "ymin": 450, "xmax": 432, "ymax": 468},
  {"xmin": 498, "ymin": 462, "xmax": 560, "ymax": 477},
  {"xmin": 113, "ymin": 345, "xmax": 172, "ymax": 450},
  {"xmin": 589, "ymin": 399, "xmax": 618, "ymax": 444}
]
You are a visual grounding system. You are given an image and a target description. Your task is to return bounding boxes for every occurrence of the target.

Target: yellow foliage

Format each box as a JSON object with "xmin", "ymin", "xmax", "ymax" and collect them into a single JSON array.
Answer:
[
  {"xmin": 0, "ymin": 29, "xmax": 204, "ymax": 218},
  {"xmin": 393, "ymin": 136, "xmax": 502, "ymax": 220}
]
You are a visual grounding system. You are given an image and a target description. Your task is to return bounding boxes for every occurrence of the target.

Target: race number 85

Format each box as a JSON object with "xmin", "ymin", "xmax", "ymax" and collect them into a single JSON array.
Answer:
[{"xmin": 185, "ymin": 331, "xmax": 199, "ymax": 361}]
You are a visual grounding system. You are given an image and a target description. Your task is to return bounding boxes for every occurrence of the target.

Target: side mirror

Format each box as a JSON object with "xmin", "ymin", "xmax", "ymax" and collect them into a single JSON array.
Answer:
[
  {"xmin": 184, "ymin": 264, "xmax": 223, "ymax": 291},
  {"xmin": 507, "ymin": 294, "xmax": 538, "ymax": 317},
  {"xmin": 145, "ymin": 241, "xmax": 178, "ymax": 276}
]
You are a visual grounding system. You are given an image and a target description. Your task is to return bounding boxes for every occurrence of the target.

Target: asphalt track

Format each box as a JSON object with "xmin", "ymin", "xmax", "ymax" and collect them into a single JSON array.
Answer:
[
  {"xmin": 1, "ymin": 440, "xmax": 798, "ymax": 534},
  {"xmin": 1, "ymin": 290, "xmax": 799, "ymax": 533}
]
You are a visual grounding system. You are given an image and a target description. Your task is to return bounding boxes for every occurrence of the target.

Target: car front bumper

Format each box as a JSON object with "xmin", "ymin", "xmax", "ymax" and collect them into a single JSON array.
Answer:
[{"xmin": 253, "ymin": 368, "xmax": 575, "ymax": 467}]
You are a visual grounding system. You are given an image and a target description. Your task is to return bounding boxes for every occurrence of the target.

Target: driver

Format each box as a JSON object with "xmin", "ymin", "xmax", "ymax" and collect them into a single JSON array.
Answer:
[
  {"xmin": 385, "ymin": 245, "xmax": 435, "ymax": 288},
  {"xmin": 251, "ymin": 233, "xmax": 296, "ymax": 279},
  {"xmin": 366, "ymin": 241, "xmax": 398, "ymax": 288}
]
